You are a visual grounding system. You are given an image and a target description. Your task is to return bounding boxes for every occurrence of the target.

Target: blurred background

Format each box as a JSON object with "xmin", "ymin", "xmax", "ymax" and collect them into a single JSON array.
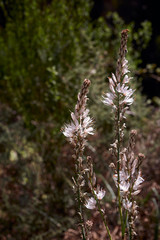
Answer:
[{"xmin": 0, "ymin": 0, "xmax": 159, "ymax": 239}]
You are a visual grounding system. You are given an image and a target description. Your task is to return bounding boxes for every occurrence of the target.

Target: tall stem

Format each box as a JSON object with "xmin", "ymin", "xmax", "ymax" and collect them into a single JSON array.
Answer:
[
  {"xmin": 96, "ymin": 199, "xmax": 112, "ymax": 240},
  {"xmin": 75, "ymin": 144, "xmax": 86, "ymax": 240},
  {"xmin": 124, "ymin": 210, "xmax": 128, "ymax": 234},
  {"xmin": 115, "ymin": 30, "xmax": 129, "ymax": 239},
  {"xmin": 77, "ymin": 187, "xmax": 86, "ymax": 240},
  {"xmin": 117, "ymin": 93, "xmax": 124, "ymax": 239}
]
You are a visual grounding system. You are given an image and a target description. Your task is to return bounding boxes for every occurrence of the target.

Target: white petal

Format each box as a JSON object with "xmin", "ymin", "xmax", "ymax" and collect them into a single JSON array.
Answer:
[
  {"xmin": 109, "ymin": 77, "xmax": 115, "ymax": 87},
  {"xmin": 112, "ymin": 73, "xmax": 117, "ymax": 83},
  {"xmin": 94, "ymin": 188, "xmax": 106, "ymax": 200},
  {"xmin": 102, "ymin": 97, "xmax": 113, "ymax": 106},
  {"xmin": 71, "ymin": 112, "xmax": 79, "ymax": 126},
  {"xmin": 120, "ymin": 181, "xmax": 130, "ymax": 192},
  {"xmin": 132, "ymin": 190, "xmax": 141, "ymax": 196},
  {"xmin": 122, "ymin": 198, "xmax": 132, "ymax": 211},
  {"xmin": 133, "ymin": 173, "xmax": 144, "ymax": 190},
  {"xmin": 85, "ymin": 197, "xmax": 96, "ymax": 209}
]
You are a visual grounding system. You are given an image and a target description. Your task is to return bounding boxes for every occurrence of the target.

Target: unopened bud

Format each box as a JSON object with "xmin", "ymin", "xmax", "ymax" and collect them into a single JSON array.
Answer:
[
  {"xmin": 138, "ymin": 153, "xmax": 145, "ymax": 161},
  {"xmin": 109, "ymin": 162, "xmax": 115, "ymax": 168},
  {"xmin": 83, "ymin": 79, "xmax": 91, "ymax": 87},
  {"xmin": 130, "ymin": 129, "xmax": 138, "ymax": 136},
  {"xmin": 86, "ymin": 220, "xmax": 93, "ymax": 230},
  {"xmin": 137, "ymin": 153, "xmax": 145, "ymax": 166}
]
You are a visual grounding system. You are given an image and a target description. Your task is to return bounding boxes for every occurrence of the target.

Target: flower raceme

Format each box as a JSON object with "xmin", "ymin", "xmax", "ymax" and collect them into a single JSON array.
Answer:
[
  {"xmin": 103, "ymin": 30, "xmax": 134, "ymax": 116},
  {"xmin": 102, "ymin": 30, "xmax": 145, "ymax": 237},
  {"xmin": 63, "ymin": 109, "xmax": 94, "ymax": 144},
  {"xmin": 63, "ymin": 79, "xmax": 94, "ymax": 146},
  {"xmin": 114, "ymin": 156, "xmax": 144, "ymax": 199},
  {"xmin": 62, "ymin": 79, "xmax": 94, "ymax": 239},
  {"xmin": 113, "ymin": 152, "xmax": 144, "ymax": 201},
  {"xmin": 102, "ymin": 64, "xmax": 134, "ymax": 111},
  {"xmin": 63, "ymin": 79, "xmax": 110, "ymax": 239}
]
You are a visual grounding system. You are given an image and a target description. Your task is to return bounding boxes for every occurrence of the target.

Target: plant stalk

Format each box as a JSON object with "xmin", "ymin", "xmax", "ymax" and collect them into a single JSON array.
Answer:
[
  {"xmin": 75, "ymin": 143, "xmax": 87, "ymax": 240},
  {"xmin": 117, "ymin": 93, "xmax": 124, "ymax": 239}
]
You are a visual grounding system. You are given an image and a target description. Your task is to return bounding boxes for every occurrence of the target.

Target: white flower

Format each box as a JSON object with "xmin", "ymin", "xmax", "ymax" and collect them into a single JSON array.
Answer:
[
  {"xmin": 120, "ymin": 169, "xmax": 129, "ymax": 181},
  {"xmin": 123, "ymin": 75, "xmax": 132, "ymax": 84},
  {"xmin": 122, "ymin": 198, "xmax": 132, "ymax": 211},
  {"xmin": 120, "ymin": 181, "xmax": 130, "ymax": 193},
  {"xmin": 112, "ymin": 73, "xmax": 117, "ymax": 83},
  {"xmin": 85, "ymin": 197, "xmax": 96, "ymax": 209},
  {"xmin": 94, "ymin": 188, "xmax": 106, "ymax": 200},
  {"xmin": 63, "ymin": 121, "xmax": 79, "ymax": 140},
  {"xmin": 122, "ymin": 58, "xmax": 128, "ymax": 67},
  {"xmin": 133, "ymin": 173, "xmax": 144, "ymax": 191},
  {"xmin": 132, "ymin": 190, "xmax": 141, "ymax": 196},
  {"xmin": 108, "ymin": 77, "xmax": 115, "ymax": 93},
  {"xmin": 119, "ymin": 170, "xmax": 130, "ymax": 193},
  {"xmin": 116, "ymin": 83, "xmax": 134, "ymax": 97},
  {"xmin": 109, "ymin": 84, "xmax": 115, "ymax": 94},
  {"xmin": 82, "ymin": 110, "xmax": 94, "ymax": 136},
  {"xmin": 63, "ymin": 109, "xmax": 94, "ymax": 143},
  {"xmin": 110, "ymin": 140, "xmax": 118, "ymax": 149},
  {"xmin": 114, "ymin": 169, "xmax": 130, "ymax": 193},
  {"xmin": 131, "ymin": 158, "xmax": 138, "ymax": 175},
  {"xmin": 121, "ymin": 95, "xmax": 134, "ymax": 105},
  {"xmin": 63, "ymin": 112, "xmax": 80, "ymax": 140},
  {"xmin": 108, "ymin": 77, "xmax": 115, "ymax": 86},
  {"xmin": 102, "ymin": 97, "xmax": 113, "ymax": 106},
  {"xmin": 113, "ymin": 174, "xmax": 118, "ymax": 187},
  {"xmin": 122, "ymin": 59, "xmax": 130, "ymax": 75},
  {"xmin": 83, "ymin": 116, "xmax": 92, "ymax": 128},
  {"xmin": 102, "ymin": 92, "xmax": 115, "ymax": 106},
  {"xmin": 116, "ymin": 83, "xmax": 123, "ymax": 93},
  {"xmin": 122, "ymin": 67, "xmax": 129, "ymax": 75}
]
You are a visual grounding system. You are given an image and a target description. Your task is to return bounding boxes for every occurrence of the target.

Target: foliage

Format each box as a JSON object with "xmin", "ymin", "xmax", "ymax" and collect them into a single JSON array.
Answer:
[{"xmin": 0, "ymin": 2, "xmax": 152, "ymax": 134}]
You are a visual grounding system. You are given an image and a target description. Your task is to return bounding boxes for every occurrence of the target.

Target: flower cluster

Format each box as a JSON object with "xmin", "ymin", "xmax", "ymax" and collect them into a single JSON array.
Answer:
[
  {"xmin": 85, "ymin": 187, "xmax": 106, "ymax": 210},
  {"xmin": 63, "ymin": 109, "xmax": 94, "ymax": 145},
  {"xmin": 114, "ymin": 130, "xmax": 145, "ymax": 234},
  {"xmin": 103, "ymin": 30, "xmax": 145, "ymax": 237},
  {"xmin": 63, "ymin": 79, "xmax": 94, "ymax": 239},
  {"xmin": 63, "ymin": 79, "xmax": 94, "ymax": 146},
  {"xmin": 102, "ymin": 29, "xmax": 134, "ymax": 118}
]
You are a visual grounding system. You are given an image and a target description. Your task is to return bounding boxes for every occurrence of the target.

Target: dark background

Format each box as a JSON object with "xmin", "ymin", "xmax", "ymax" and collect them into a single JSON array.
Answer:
[
  {"xmin": 0, "ymin": 0, "xmax": 160, "ymax": 98},
  {"xmin": 91, "ymin": 0, "xmax": 160, "ymax": 98}
]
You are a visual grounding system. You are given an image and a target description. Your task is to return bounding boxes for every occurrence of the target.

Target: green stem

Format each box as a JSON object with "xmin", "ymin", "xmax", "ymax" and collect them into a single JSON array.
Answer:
[
  {"xmin": 117, "ymin": 93, "xmax": 124, "ymax": 238},
  {"xmin": 75, "ymin": 143, "xmax": 87, "ymax": 240},
  {"xmin": 96, "ymin": 198, "xmax": 112, "ymax": 240},
  {"xmin": 123, "ymin": 210, "xmax": 128, "ymax": 233},
  {"xmin": 77, "ymin": 184, "xmax": 86, "ymax": 240},
  {"xmin": 90, "ymin": 178, "xmax": 112, "ymax": 240}
]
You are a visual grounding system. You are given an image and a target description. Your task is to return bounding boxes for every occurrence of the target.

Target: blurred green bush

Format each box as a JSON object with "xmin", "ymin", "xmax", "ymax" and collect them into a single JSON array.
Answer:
[{"xmin": 0, "ymin": 1, "xmax": 152, "ymax": 134}]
